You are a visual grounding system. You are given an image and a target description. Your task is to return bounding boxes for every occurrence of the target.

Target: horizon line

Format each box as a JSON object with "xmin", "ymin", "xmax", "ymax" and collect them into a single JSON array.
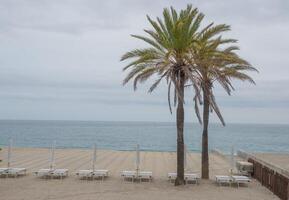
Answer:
[{"xmin": 0, "ymin": 118, "xmax": 288, "ymax": 126}]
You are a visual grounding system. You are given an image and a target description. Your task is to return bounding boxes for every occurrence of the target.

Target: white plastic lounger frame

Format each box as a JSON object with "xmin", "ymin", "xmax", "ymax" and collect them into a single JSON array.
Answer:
[
  {"xmin": 215, "ymin": 175, "xmax": 232, "ymax": 186},
  {"xmin": 35, "ymin": 142, "xmax": 55, "ymax": 179},
  {"xmin": 52, "ymin": 169, "xmax": 68, "ymax": 179},
  {"xmin": 232, "ymin": 175, "xmax": 251, "ymax": 187},
  {"xmin": 0, "ymin": 168, "xmax": 8, "ymax": 173},
  {"xmin": 185, "ymin": 173, "xmax": 200, "ymax": 184},
  {"xmin": 168, "ymin": 172, "xmax": 177, "ymax": 182},
  {"xmin": 138, "ymin": 171, "xmax": 153, "ymax": 182},
  {"xmin": 168, "ymin": 172, "xmax": 200, "ymax": 184},
  {"xmin": 215, "ymin": 175, "xmax": 250, "ymax": 187},
  {"xmin": 121, "ymin": 144, "xmax": 153, "ymax": 183},
  {"xmin": 35, "ymin": 141, "xmax": 56, "ymax": 179},
  {"xmin": 35, "ymin": 142, "xmax": 69, "ymax": 179},
  {"xmin": 168, "ymin": 147, "xmax": 199, "ymax": 184},
  {"xmin": 34, "ymin": 168, "xmax": 54, "ymax": 178},
  {"xmin": 1, "ymin": 140, "xmax": 27, "ymax": 178},
  {"xmin": 121, "ymin": 170, "xmax": 152, "ymax": 182},
  {"xmin": 121, "ymin": 170, "xmax": 137, "ymax": 182},
  {"xmin": 0, "ymin": 168, "xmax": 8, "ymax": 177},
  {"xmin": 76, "ymin": 169, "xmax": 109, "ymax": 180},
  {"xmin": 7, "ymin": 168, "xmax": 27, "ymax": 177},
  {"xmin": 76, "ymin": 170, "xmax": 93, "ymax": 179},
  {"xmin": 93, "ymin": 169, "xmax": 109, "ymax": 181},
  {"xmin": 76, "ymin": 144, "xmax": 109, "ymax": 181}
]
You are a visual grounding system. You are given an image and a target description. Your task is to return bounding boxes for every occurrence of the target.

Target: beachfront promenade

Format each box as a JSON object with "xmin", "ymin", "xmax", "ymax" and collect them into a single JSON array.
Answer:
[{"xmin": 0, "ymin": 147, "xmax": 279, "ymax": 200}]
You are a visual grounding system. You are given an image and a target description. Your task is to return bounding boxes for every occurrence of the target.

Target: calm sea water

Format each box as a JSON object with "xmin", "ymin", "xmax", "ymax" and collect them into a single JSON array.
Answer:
[{"xmin": 0, "ymin": 120, "xmax": 288, "ymax": 153}]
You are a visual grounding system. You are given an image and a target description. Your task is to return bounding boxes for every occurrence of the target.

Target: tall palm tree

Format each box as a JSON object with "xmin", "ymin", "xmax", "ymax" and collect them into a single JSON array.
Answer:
[
  {"xmin": 121, "ymin": 5, "xmax": 205, "ymax": 185},
  {"xmin": 191, "ymin": 24, "xmax": 258, "ymax": 179}
]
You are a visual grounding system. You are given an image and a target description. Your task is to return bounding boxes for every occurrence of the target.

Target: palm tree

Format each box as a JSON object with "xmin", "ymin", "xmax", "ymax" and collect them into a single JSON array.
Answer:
[
  {"xmin": 191, "ymin": 24, "xmax": 258, "ymax": 179},
  {"xmin": 121, "ymin": 5, "xmax": 205, "ymax": 185}
]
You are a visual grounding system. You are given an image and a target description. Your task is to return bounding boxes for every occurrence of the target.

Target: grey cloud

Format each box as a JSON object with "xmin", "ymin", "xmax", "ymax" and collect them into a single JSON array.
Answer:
[
  {"xmin": 3, "ymin": 0, "xmax": 288, "ymax": 35},
  {"xmin": 0, "ymin": 0, "xmax": 288, "ymax": 123},
  {"xmin": 0, "ymin": 0, "xmax": 132, "ymax": 34}
]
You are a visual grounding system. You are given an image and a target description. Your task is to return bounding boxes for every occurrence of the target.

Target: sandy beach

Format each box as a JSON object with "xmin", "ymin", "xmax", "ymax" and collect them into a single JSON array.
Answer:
[
  {"xmin": 253, "ymin": 153, "xmax": 289, "ymax": 172},
  {"xmin": 0, "ymin": 147, "xmax": 279, "ymax": 200}
]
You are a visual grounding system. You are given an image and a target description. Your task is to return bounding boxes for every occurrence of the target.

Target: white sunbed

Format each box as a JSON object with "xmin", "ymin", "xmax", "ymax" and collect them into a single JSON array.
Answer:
[
  {"xmin": 185, "ymin": 173, "xmax": 200, "ymax": 184},
  {"xmin": 168, "ymin": 172, "xmax": 200, "ymax": 184},
  {"xmin": 0, "ymin": 168, "xmax": 27, "ymax": 178},
  {"xmin": 52, "ymin": 169, "xmax": 68, "ymax": 179},
  {"xmin": 138, "ymin": 171, "xmax": 153, "ymax": 182},
  {"xmin": 34, "ymin": 168, "xmax": 68, "ymax": 179},
  {"xmin": 232, "ymin": 175, "xmax": 251, "ymax": 187},
  {"xmin": 93, "ymin": 169, "xmax": 109, "ymax": 180},
  {"xmin": 34, "ymin": 168, "xmax": 54, "ymax": 178},
  {"xmin": 121, "ymin": 170, "xmax": 153, "ymax": 182},
  {"xmin": 7, "ymin": 168, "xmax": 27, "ymax": 177},
  {"xmin": 121, "ymin": 170, "xmax": 137, "ymax": 182},
  {"xmin": 168, "ymin": 172, "xmax": 177, "ymax": 182},
  {"xmin": 0, "ymin": 168, "xmax": 8, "ymax": 176},
  {"xmin": 215, "ymin": 175, "xmax": 250, "ymax": 187},
  {"xmin": 215, "ymin": 175, "xmax": 232, "ymax": 186},
  {"xmin": 76, "ymin": 169, "xmax": 93, "ymax": 179},
  {"xmin": 76, "ymin": 169, "xmax": 109, "ymax": 180}
]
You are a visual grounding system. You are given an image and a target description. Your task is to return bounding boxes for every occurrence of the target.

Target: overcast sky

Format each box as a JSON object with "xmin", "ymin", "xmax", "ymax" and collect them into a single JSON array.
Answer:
[{"xmin": 0, "ymin": 0, "xmax": 288, "ymax": 124}]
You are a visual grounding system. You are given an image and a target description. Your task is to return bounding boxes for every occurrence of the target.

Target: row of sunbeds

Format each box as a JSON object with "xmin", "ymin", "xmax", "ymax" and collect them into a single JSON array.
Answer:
[
  {"xmin": 1, "ymin": 167, "xmax": 250, "ymax": 187},
  {"xmin": 3, "ymin": 167, "xmax": 198, "ymax": 184},
  {"xmin": 0, "ymin": 141, "xmax": 250, "ymax": 187},
  {"xmin": 0, "ymin": 167, "xmax": 197, "ymax": 183}
]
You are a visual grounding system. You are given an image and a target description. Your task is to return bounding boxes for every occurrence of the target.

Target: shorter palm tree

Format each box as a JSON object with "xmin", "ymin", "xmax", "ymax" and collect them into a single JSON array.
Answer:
[{"xmin": 190, "ymin": 24, "xmax": 258, "ymax": 179}]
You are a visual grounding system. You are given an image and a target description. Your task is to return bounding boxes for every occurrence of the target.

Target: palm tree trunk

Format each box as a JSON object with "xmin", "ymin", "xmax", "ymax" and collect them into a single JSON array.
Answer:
[
  {"xmin": 175, "ymin": 77, "xmax": 185, "ymax": 186},
  {"xmin": 201, "ymin": 87, "xmax": 210, "ymax": 179}
]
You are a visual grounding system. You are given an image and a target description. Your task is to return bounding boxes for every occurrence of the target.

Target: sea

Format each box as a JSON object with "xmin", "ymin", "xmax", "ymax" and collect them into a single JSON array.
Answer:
[{"xmin": 0, "ymin": 120, "xmax": 288, "ymax": 153}]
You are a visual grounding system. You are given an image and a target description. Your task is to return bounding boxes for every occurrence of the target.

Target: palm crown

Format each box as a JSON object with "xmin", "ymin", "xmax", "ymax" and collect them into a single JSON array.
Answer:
[
  {"xmin": 121, "ymin": 5, "xmax": 205, "ymax": 113},
  {"xmin": 192, "ymin": 24, "xmax": 258, "ymax": 125}
]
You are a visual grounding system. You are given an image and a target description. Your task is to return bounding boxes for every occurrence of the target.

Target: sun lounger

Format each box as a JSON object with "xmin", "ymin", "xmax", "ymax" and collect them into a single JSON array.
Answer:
[
  {"xmin": 185, "ymin": 173, "xmax": 200, "ymax": 184},
  {"xmin": 76, "ymin": 169, "xmax": 93, "ymax": 179},
  {"xmin": 7, "ymin": 168, "xmax": 27, "ymax": 177},
  {"xmin": 34, "ymin": 168, "xmax": 54, "ymax": 178},
  {"xmin": 76, "ymin": 169, "xmax": 109, "ymax": 180},
  {"xmin": 121, "ymin": 170, "xmax": 137, "ymax": 182},
  {"xmin": 215, "ymin": 175, "xmax": 232, "ymax": 186},
  {"xmin": 168, "ymin": 172, "xmax": 200, "ymax": 184},
  {"xmin": 215, "ymin": 175, "xmax": 250, "ymax": 187},
  {"xmin": 168, "ymin": 172, "xmax": 177, "ymax": 182},
  {"xmin": 93, "ymin": 169, "xmax": 109, "ymax": 181},
  {"xmin": 138, "ymin": 171, "xmax": 153, "ymax": 182},
  {"xmin": 232, "ymin": 175, "xmax": 250, "ymax": 187},
  {"xmin": 0, "ymin": 168, "xmax": 8, "ymax": 177},
  {"xmin": 0, "ymin": 168, "xmax": 8, "ymax": 173},
  {"xmin": 1, "ymin": 167, "xmax": 27, "ymax": 178},
  {"xmin": 52, "ymin": 169, "xmax": 68, "ymax": 179},
  {"xmin": 121, "ymin": 170, "xmax": 152, "ymax": 182},
  {"xmin": 35, "ymin": 168, "xmax": 68, "ymax": 179}
]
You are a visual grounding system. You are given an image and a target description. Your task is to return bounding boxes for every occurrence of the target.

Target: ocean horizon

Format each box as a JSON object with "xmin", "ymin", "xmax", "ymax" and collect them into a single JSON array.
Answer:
[{"xmin": 0, "ymin": 120, "xmax": 288, "ymax": 154}]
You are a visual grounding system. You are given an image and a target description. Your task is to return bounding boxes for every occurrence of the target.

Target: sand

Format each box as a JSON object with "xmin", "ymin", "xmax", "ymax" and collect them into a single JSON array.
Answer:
[
  {"xmin": 254, "ymin": 153, "xmax": 289, "ymax": 172},
  {"xmin": 0, "ymin": 147, "xmax": 278, "ymax": 200}
]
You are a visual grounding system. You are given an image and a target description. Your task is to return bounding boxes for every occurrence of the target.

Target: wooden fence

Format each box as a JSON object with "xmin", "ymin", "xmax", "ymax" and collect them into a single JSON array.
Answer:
[{"xmin": 238, "ymin": 150, "xmax": 289, "ymax": 200}]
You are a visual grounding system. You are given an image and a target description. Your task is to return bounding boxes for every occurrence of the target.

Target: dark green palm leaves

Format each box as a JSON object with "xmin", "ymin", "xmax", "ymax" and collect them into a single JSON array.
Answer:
[
  {"xmin": 121, "ymin": 4, "xmax": 257, "ymax": 124},
  {"xmin": 192, "ymin": 24, "xmax": 258, "ymax": 125},
  {"xmin": 121, "ymin": 5, "xmax": 204, "ymax": 115}
]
